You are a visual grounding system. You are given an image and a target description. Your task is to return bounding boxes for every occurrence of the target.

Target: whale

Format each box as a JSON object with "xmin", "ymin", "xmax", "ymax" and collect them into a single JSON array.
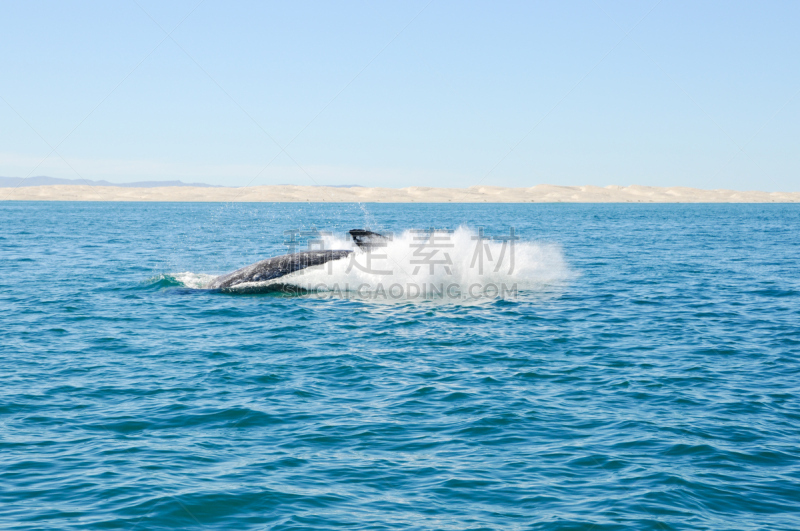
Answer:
[
  {"xmin": 207, "ymin": 229, "xmax": 386, "ymax": 290},
  {"xmin": 207, "ymin": 249, "xmax": 353, "ymax": 289}
]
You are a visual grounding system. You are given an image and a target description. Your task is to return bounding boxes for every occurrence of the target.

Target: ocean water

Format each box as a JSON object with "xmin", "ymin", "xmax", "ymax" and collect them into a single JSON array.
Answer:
[{"xmin": 2, "ymin": 201, "xmax": 799, "ymax": 530}]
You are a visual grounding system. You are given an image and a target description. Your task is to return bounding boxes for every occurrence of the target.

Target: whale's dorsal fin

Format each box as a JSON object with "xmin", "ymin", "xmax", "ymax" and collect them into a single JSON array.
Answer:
[{"xmin": 349, "ymin": 229, "xmax": 388, "ymax": 250}]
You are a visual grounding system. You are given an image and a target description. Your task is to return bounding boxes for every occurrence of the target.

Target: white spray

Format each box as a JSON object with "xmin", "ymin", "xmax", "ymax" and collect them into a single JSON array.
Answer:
[{"xmin": 281, "ymin": 226, "xmax": 570, "ymax": 300}]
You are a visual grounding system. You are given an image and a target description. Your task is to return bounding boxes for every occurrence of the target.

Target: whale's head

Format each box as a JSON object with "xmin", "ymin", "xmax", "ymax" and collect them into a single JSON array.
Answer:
[{"xmin": 349, "ymin": 229, "xmax": 388, "ymax": 251}]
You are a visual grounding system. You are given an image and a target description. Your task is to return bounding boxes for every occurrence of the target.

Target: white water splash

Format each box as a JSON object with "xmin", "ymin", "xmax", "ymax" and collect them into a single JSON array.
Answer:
[
  {"xmin": 167, "ymin": 227, "xmax": 570, "ymax": 299},
  {"xmin": 173, "ymin": 272, "xmax": 217, "ymax": 289},
  {"xmin": 281, "ymin": 226, "xmax": 570, "ymax": 299}
]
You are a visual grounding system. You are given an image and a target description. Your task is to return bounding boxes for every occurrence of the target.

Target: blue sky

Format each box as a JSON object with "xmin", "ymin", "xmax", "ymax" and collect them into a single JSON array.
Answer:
[{"xmin": 1, "ymin": 1, "xmax": 798, "ymax": 190}]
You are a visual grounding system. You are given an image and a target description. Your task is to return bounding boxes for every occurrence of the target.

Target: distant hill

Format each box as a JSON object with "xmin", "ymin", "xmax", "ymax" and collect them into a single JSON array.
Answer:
[
  {"xmin": 0, "ymin": 176, "xmax": 221, "ymax": 188},
  {"xmin": 0, "ymin": 176, "xmax": 363, "ymax": 188}
]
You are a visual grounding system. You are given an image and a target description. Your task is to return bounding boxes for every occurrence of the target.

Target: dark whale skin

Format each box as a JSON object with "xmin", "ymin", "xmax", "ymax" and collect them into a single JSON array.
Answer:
[{"xmin": 208, "ymin": 250, "xmax": 352, "ymax": 290}]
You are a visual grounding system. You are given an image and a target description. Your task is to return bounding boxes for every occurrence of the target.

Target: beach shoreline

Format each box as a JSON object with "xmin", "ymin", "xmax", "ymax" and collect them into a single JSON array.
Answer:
[{"xmin": 2, "ymin": 184, "xmax": 799, "ymax": 203}]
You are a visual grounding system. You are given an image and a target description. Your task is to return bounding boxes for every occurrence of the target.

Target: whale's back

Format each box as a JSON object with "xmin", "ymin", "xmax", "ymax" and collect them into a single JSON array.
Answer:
[{"xmin": 209, "ymin": 250, "xmax": 352, "ymax": 289}]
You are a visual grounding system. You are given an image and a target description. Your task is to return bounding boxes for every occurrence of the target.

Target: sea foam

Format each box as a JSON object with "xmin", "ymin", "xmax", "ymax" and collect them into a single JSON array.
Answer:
[{"xmin": 278, "ymin": 226, "xmax": 569, "ymax": 299}]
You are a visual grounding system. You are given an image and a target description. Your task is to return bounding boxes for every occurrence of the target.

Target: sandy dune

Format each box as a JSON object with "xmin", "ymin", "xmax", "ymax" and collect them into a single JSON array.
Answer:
[{"xmin": 2, "ymin": 184, "xmax": 799, "ymax": 203}]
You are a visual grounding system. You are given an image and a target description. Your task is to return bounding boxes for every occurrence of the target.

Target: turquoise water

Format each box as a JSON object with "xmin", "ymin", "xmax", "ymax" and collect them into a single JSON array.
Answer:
[{"xmin": 2, "ymin": 202, "xmax": 800, "ymax": 530}]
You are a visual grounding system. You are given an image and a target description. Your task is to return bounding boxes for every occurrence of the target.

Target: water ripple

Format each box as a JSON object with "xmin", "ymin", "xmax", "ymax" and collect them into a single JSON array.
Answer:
[{"xmin": 1, "ymin": 203, "xmax": 800, "ymax": 530}]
